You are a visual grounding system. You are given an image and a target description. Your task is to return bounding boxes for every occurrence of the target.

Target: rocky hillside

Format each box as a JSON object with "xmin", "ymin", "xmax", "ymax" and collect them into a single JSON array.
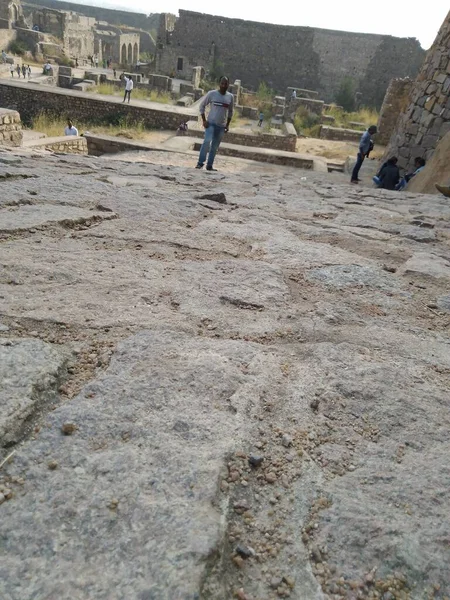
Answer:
[{"xmin": 1, "ymin": 148, "xmax": 450, "ymax": 600}]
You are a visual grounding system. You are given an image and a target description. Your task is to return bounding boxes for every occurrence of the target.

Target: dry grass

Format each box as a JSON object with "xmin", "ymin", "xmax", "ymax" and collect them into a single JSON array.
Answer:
[
  {"xmin": 29, "ymin": 113, "xmax": 147, "ymax": 139},
  {"xmin": 324, "ymin": 105, "xmax": 379, "ymax": 129},
  {"xmin": 95, "ymin": 83, "xmax": 173, "ymax": 105}
]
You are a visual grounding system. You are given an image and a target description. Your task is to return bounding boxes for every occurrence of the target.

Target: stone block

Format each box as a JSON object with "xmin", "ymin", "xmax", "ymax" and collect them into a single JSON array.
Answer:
[
  {"xmin": 433, "ymin": 72, "xmax": 446, "ymax": 84},
  {"xmin": 439, "ymin": 121, "xmax": 450, "ymax": 137},
  {"xmin": 430, "ymin": 118, "xmax": 443, "ymax": 135},
  {"xmin": 422, "ymin": 134, "xmax": 439, "ymax": 148},
  {"xmin": 406, "ymin": 122, "xmax": 419, "ymax": 135}
]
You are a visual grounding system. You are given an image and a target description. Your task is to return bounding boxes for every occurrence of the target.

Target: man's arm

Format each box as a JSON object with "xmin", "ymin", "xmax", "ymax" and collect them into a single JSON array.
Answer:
[
  {"xmin": 199, "ymin": 91, "xmax": 212, "ymax": 128},
  {"xmin": 225, "ymin": 94, "xmax": 234, "ymax": 132}
]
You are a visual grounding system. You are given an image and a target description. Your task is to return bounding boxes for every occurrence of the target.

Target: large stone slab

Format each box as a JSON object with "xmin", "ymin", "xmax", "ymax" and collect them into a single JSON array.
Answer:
[
  {"xmin": 0, "ymin": 339, "xmax": 69, "ymax": 447},
  {"xmin": 0, "ymin": 330, "xmax": 278, "ymax": 600},
  {"xmin": 0, "ymin": 205, "xmax": 116, "ymax": 232},
  {"xmin": 399, "ymin": 252, "xmax": 450, "ymax": 279},
  {"xmin": 306, "ymin": 265, "xmax": 401, "ymax": 291}
]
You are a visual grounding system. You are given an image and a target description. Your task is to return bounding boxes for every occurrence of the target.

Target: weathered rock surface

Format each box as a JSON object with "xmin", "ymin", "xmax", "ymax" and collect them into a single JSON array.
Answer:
[
  {"xmin": 0, "ymin": 339, "xmax": 69, "ymax": 447},
  {"xmin": 1, "ymin": 150, "xmax": 450, "ymax": 600}
]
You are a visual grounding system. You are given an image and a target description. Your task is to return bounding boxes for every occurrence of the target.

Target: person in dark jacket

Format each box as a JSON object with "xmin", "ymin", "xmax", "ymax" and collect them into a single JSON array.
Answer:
[
  {"xmin": 374, "ymin": 156, "xmax": 400, "ymax": 190},
  {"xmin": 351, "ymin": 125, "xmax": 377, "ymax": 183}
]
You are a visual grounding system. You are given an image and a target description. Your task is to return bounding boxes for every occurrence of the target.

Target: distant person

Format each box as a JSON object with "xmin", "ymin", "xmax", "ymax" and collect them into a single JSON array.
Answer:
[
  {"xmin": 27, "ymin": 64, "xmax": 31, "ymax": 79},
  {"xmin": 102, "ymin": 59, "xmax": 106, "ymax": 69},
  {"xmin": 95, "ymin": 55, "xmax": 99, "ymax": 68},
  {"xmin": 75, "ymin": 57, "xmax": 78, "ymax": 67},
  {"xmin": 64, "ymin": 119, "xmax": 78, "ymax": 136},
  {"xmin": 1, "ymin": 49, "xmax": 7, "ymax": 63},
  {"xmin": 113, "ymin": 68, "xmax": 117, "ymax": 79},
  {"xmin": 195, "ymin": 75, "xmax": 234, "ymax": 172},
  {"xmin": 16, "ymin": 64, "xmax": 21, "ymax": 78},
  {"xmin": 10, "ymin": 63, "xmax": 14, "ymax": 77},
  {"xmin": 177, "ymin": 120, "xmax": 188, "ymax": 135},
  {"xmin": 123, "ymin": 75, "xmax": 133, "ymax": 103},
  {"xmin": 351, "ymin": 125, "xmax": 377, "ymax": 184},
  {"xmin": 291, "ymin": 89, "xmax": 297, "ymax": 100},
  {"xmin": 258, "ymin": 111, "xmax": 264, "ymax": 127},
  {"xmin": 373, "ymin": 156, "xmax": 400, "ymax": 190},
  {"xmin": 395, "ymin": 157, "xmax": 426, "ymax": 190},
  {"xmin": 21, "ymin": 64, "xmax": 26, "ymax": 78}
]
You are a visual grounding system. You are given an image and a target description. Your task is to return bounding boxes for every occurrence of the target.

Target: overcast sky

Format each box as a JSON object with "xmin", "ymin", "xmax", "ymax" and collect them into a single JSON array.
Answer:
[{"xmin": 85, "ymin": 0, "xmax": 448, "ymax": 50}]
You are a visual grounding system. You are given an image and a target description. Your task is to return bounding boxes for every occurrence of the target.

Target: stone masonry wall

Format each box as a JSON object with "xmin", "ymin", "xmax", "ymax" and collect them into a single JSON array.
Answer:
[
  {"xmin": 384, "ymin": 11, "xmax": 450, "ymax": 171},
  {"xmin": 0, "ymin": 28, "xmax": 16, "ymax": 50},
  {"xmin": 377, "ymin": 78, "xmax": 413, "ymax": 145},
  {"xmin": 0, "ymin": 81, "xmax": 194, "ymax": 130},
  {"xmin": 156, "ymin": 10, "xmax": 425, "ymax": 108},
  {"xmin": 319, "ymin": 126, "xmax": 362, "ymax": 143},
  {"xmin": 0, "ymin": 107, "xmax": 23, "ymax": 146},
  {"xmin": 186, "ymin": 121, "xmax": 297, "ymax": 152},
  {"xmin": 23, "ymin": 0, "xmax": 160, "ymax": 32},
  {"xmin": 27, "ymin": 135, "xmax": 87, "ymax": 154}
]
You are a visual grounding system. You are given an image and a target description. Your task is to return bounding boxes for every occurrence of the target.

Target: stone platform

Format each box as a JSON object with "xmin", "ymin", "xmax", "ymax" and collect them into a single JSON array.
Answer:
[{"xmin": 0, "ymin": 147, "xmax": 450, "ymax": 600}]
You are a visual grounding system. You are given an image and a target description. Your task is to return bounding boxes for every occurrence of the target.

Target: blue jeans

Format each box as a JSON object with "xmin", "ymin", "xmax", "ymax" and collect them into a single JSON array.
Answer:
[
  {"xmin": 351, "ymin": 152, "xmax": 365, "ymax": 181},
  {"xmin": 197, "ymin": 124, "xmax": 225, "ymax": 168}
]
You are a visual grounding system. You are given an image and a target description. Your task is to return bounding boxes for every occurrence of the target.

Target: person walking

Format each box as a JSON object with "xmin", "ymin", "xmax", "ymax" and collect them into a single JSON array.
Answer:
[
  {"xmin": 351, "ymin": 125, "xmax": 377, "ymax": 184},
  {"xmin": 123, "ymin": 75, "xmax": 133, "ymax": 103},
  {"xmin": 21, "ymin": 64, "xmax": 26, "ymax": 78},
  {"xmin": 16, "ymin": 64, "xmax": 21, "ymax": 78},
  {"xmin": 258, "ymin": 111, "xmax": 264, "ymax": 127},
  {"xmin": 27, "ymin": 64, "xmax": 31, "ymax": 79},
  {"xmin": 195, "ymin": 76, "xmax": 234, "ymax": 172},
  {"xmin": 10, "ymin": 63, "xmax": 14, "ymax": 77}
]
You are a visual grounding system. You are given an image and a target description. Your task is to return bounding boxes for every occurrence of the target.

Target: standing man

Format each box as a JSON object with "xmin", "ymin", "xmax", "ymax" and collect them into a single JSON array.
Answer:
[
  {"xmin": 123, "ymin": 75, "xmax": 133, "ymax": 103},
  {"xmin": 351, "ymin": 125, "xmax": 377, "ymax": 184},
  {"xmin": 195, "ymin": 76, "xmax": 234, "ymax": 172},
  {"xmin": 64, "ymin": 119, "xmax": 78, "ymax": 136}
]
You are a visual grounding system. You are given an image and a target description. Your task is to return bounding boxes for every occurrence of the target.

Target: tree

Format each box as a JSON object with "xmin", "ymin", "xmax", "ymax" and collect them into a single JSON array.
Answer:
[{"xmin": 335, "ymin": 77, "xmax": 356, "ymax": 112}]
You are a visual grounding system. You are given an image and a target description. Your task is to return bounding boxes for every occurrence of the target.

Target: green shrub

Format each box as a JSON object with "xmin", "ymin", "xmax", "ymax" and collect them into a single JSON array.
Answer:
[
  {"xmin": 55, "ymin": 55, "xmax": 74, "ymax": 67},
  {"xmin": 256, "ymin": 81, "xmax": 273, "ymax": 102},
  {"xmin": 7, "ymin": 40, "xmax": 29, "ymax": 56},
  {"xmin": 335, "ymin": 77, "xmax": 356, "ymax": 112},
  {"xmin": 293, "ymin": 106, "xmax": 321, "ymax": 135}
]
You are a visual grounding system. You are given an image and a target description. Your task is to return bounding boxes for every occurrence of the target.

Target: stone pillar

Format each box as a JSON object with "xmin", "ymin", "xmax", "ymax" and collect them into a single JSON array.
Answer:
[
  {"xmin": 0, "ymin": 108, "xmax": 23, "ymax": 147},
  {"xmin": 383, "ymin": 11, "xmax": 450, "ymax": 171}
]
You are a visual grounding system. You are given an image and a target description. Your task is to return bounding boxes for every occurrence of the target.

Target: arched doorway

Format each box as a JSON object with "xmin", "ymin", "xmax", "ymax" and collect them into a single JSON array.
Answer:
[
  {"xmin": 10, "ymin": 4, "xmax": 19, "ymax": 24},
  {"xmin": 133, "ymin": 43, "xmax": 138, "ymax": 64},
  {"xmin": 127, "ymin": 43, "xmax": 132, "ymax": 64},
  {"xmin": 121, "ymin": 44, "xmax": 127, "ymax": 64}
]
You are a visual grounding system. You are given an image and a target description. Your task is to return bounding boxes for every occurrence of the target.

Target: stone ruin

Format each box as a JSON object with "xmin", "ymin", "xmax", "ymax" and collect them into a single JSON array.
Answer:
[
  {"xmin": 155, "ymin": 9, "xmax": 425, "ymax": 108},
  {"xmin": 383, "ymin": 9, "xmax": 450, "ymax": 171}
]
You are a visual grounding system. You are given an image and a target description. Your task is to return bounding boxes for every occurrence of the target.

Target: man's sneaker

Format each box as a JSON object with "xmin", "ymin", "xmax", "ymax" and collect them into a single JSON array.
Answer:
[
  {"xmin": 206, "ymin": 166, "xmax": 217, "ymax": 172},
  {"xmin": 195, "ymin": 164, "xmax": 203, "ymax": 169},
  {"xmin": 350, "ymin": 179, "xmax": 359, "ymax": 184},
  {"xmin": 435, "ymin": 183, "xmax": 450, "ymax": 197}
]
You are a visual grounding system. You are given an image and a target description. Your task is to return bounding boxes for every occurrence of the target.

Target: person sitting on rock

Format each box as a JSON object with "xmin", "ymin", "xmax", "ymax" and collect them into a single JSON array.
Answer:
[
  {"xmin": 373, "ymin": 156, "xmax": 400, "ymax": 190},
  {"xmin": 64, "ymin": 119, "xmax": 79, "ymax": 136},
  {"xmin": 395, "ymin": 157, "xmax": 426, "ymax": 191},
  {"xmin": 177, "ymin": 121, "xmax": 188, "ymax": 135}
]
